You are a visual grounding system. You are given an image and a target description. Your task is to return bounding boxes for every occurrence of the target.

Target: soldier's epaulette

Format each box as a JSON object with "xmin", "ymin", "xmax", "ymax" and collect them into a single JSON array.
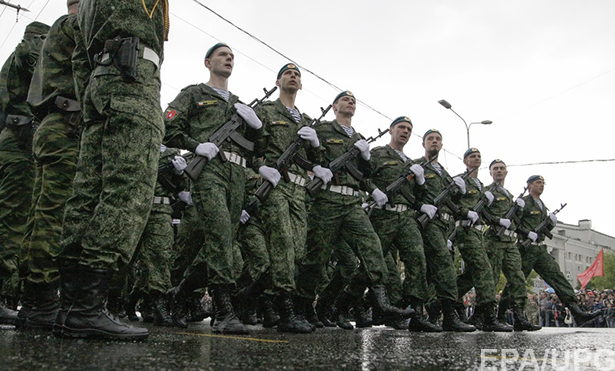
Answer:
[
  {"xmin": 412, "ymin": 157, "xmax": 427, "ymax": 164},
  {"xmin": 313, "ymin": 120, "xmax": 331, "ymax": 128},
  {"xmin": 259, "ymin": 100, "xmax": 275, "ymax": 107},
  {"xmin": 301, "ymin": 113, "xmax": 313, "ymax": 122}
]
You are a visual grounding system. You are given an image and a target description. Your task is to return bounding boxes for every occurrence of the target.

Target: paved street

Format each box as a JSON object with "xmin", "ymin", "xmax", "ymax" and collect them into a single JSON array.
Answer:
[{"xmin": 1, "ymin": 321, "xmax": 614, "ymax": 370}]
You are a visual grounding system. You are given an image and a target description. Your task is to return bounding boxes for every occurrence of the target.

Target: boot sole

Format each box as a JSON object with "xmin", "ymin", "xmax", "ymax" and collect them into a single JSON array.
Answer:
[{"xmin": 61, "ymin": 326, "xmax": 149, "ymax": 340}]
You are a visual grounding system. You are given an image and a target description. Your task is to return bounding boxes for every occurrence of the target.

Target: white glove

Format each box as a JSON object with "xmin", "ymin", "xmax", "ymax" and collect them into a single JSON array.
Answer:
[
  {"xmin": 372, "ymin": 188, "xmax": 388, "ymax": 207},
  {"xmin": 528, "ymin": 231, "xmax": 538, "ymax": 242},
  {"xmin": 499, "ymin": 218, "xmax": 511, "ymax": 229},
  {"xmin": 409, "ymin": 164, "xmax": 425, "ymax": 185},
  {"xmin": 297, "ymin": 126, "xmax": 320, "ymax": 147},
  {"xmin": 453, "ymin": 176, "xmax": 466, "ymax": 194},
  {"xmin": 195, "ymin": 142, "xmax": 219, "ymax": 160},
  {"xmin": 447, "ymin": 240, "xmax": 453, "ymax": 251},
  {"xmin": 420, "ymin": 204, "xmax": 437, "ymax": 219},
  {"xmin": 259, "ymin": 165, "xmax": 281, "ymax": 187},
  {"xmin": 234, "ymin": 103, "xmax": 263, "ymax": 129},
  {"xmin": 172, "ymin": 155, "xmax": 187, "ymax": 175},
  {"xmin": 467, "ymin": 210, "xmax": 479, "ymax": 225},
  {"xmin": 515, "ymin": 198, "xmax": 525, "ymax": 209},
  {"xmin": 178, "ymin": 191, "xmax": 193, "ymax": 205},
  {"xmin": 484, "ymin": 191, "xmax": 494, "ymax": 206},
  {"xmin": 240, "ymin": 210, "xmax": 251, "ymax": 224},
  {"xmin": 312, "ymin": 165, "xmax": 333, "ymax": 185},
  {"xmin": 354, "ymin": 139, "xmax": 371, "ymax": 161},
  {"xmin": 549, "ymin": 213, "xmax": 558, "ymax": 225}
]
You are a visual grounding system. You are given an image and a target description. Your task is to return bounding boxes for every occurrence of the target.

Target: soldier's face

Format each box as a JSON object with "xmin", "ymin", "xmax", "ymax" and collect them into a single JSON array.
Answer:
[
  {"xmin": 529, "ymin": 179, "xmax": 545, "ymax": 196},
  {"xmin": 390, "ymin": 122, "xmax": 412, "ymax": 147},
  {"xmin": 205, "ymin": 47, "xmax": 234, "ymax": 78},
  {"xmin": 333, "ymin": 96, "xmax": 356, "ymax": 117},
  {"xmin": 464, "ymin": 152, "xmax": 481, "ymax": 168},
  {"xmin": 422, "ymin": 133, "xmax": 442, "ymax": 155},
  {"xmin": 490, "ymin": 163, "xmax": 508, "ymax": 182},
  {"xmin": 277, "ymin": 69, "xmax": 302, "ymax": 92}
]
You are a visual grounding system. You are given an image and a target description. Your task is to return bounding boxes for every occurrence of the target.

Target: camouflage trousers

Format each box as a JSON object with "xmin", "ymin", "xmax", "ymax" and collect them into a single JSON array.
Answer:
[
  {"xmin": 170, "ymin": 204, "xmax": 204, "ymax": 286},
  {"xmin": 0, "ymin": 130, "xmax": 34, "ymax": 296},
  {"xmin": 421, "ymin": 217, "xmax": 458, "ymax": 302},
  {"xmin": 295, "ymin": 197, "xmax": 387, "ymax": 302},
  {"xmin": 60, "ymin": 72, "xmax": 163, "ymax": 271},
  {"xmin": 20, "ymin": 112, "xmax": 79, "ymax": 284},
  {"xmin": 456, "ymin": 226, "xmax": 497, "ymax": 308},
  {"xmin": 501, "ymin": 244, "xmax": 576, "ymax": 306},
  {"xmin": 484, "ymin": 237, "xmax": 527, "ymax": 310},
  {"xmin": 370, "ymin": 208, "xmax": 428, "ymax": 303}
]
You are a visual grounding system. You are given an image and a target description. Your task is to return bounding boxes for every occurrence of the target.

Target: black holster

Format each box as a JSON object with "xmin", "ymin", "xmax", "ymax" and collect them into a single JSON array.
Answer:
[{"xmin": 96, "ymin": 35, "xmax": 140, "ymax": 81}]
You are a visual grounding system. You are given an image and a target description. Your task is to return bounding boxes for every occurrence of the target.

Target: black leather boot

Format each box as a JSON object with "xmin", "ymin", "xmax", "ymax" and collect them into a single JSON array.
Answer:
[
  {"xmin": 0, "ymin": 279, "xmax": 17, "ymax": 326},
  {"xmin": 188, "ymin": 293, "xmax": 209, "ymax": 322},
  {"xmin": 60, "ymin": 265, "xmax": 149, "ymax": 339},
  {"xmin": 152, "ymin": 292, "xmax": 174, "ymax": 327},
  {"xmin": 292, "ymin": 296, "xmax": 315, "ymax": 331},
  {"xmin": 18, "ymin": 279, "xmax": 59, "ymax": 330},
  {"xmin": 370, "ymin": 285, "xmax": 414, "ymax": 317},
  {"xmin": 166, "ymin": 279, "xmax": 196, "ymax": 329},
  {"xmin": 275, "ymin": 294, "xmax": 313, "ymax": 333},
  {"xmin": 304, "ymin": 300, "xmax": 324, "ymax": 328},
  {"xmin": 260, "ymin": 295, "xmax": 279, "ymax": 328},
  {"xmin": 481, "ymin": 305, "xmax": 513, "ymax": 332},
  {"xmin": 125, "ymin": 292, "xmax": 140, "ymax": 322},
  {"xmin": 53, "ymin": 265, "xmax": 79, "ymax": 336},
  {"xmin": 315, "ymin": 298, "xmax": 336, "ymax": 327},
  {"xmin": 441, "ymin": 299, "xmax": 476, "ymax": 332},
  {"xmin": 333, "ymin": 290, "xmax": 354, "ymax": 330},
  {"xmin": 354, "ymin": 302, "xmax": 373, "ymax": 328},
  {"xmin": 512, "ymin": 307, "xmax": 541, "ymax": 331},
  {"xmin": 211, "ymin": 285, "xmax": 248, "ymax": 335},
  {"xmin": 425, "ymin": 299, "xmax": 441, "ymax": 325},
  {"xmin": 408, "ymin": 299, "xmax": 443, "ymax": 332},
  {"xmin": 568, "ymin": 302, "xmax": 601, "ymax": 327}
]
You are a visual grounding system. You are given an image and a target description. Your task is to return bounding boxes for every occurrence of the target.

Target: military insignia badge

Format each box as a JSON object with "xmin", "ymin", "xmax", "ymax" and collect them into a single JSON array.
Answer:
[{"xmin": 165, "ymin": 109, "xmax": 177, "ymax": 121}]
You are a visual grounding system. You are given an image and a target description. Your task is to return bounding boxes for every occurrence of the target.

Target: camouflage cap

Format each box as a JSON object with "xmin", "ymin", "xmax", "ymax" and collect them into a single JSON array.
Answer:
[
  {"xmin": 489, "ymin": 159, "xmax": 506, "ymax": 169},
  {"xmin": 24, "ymin": 21, "xmax": 50, "ymax": 37},
  {"xmin": 277, "ymin": 63, "xmax": 300, "ymax": 79},
  {"xmin": 463, "ymin": 147, "xmax": 480, "ymax": 159},
  {"xmin": 333, "ymin": 91, "xmax": 354, "ymax": 104},
  {"xmin": 205, "ymin": 42, "xmax": 231, "ymax": 59},
  {"xmin": 422, "ymin": 129, "xmax": 442, "ymax": 141},
  {"xmin": 527, "ymin": 175, "xmax": 544, "ymax": 183},
  {"xmin": 390, "ymin": 116, "xmax": 412, "ymax": 128}
]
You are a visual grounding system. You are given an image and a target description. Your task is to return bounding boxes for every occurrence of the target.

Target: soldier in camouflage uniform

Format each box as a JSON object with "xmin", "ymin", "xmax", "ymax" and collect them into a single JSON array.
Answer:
[
  {"xmin": 238, "ymin": 63, "xmax": 329, "ymax": 333},
  {"xmin": 414, "ymin": 129, "xmax": 475, "ymax": 332},
  {"xmin": 18, "ymin": 1, "xmax": 81, "ymax": 330},
  {"xmin": 453, "ymin": 148, "xmax": 511, "ymax": 332},
  {"xmin": 294, "ymin": 91, "xmax": 411, "ymax": 329},
  {"xmin": 368, "ymin": 117, "xmax": 442, "ymax": 332},
  {"xmin": 499, "ymin": 175, "xmax": 601, "ymax": 326},
  {"xmin": 483, "ymin": 159, "xmax": 541, "ymax": 331},
  {"xmin": 0, "ymin": 21, "xmax": 50, "ymax": 325},
  {"xmin": 164, "ymin": 43, "xmax": 262, "ymax": 335},
  {"xmin": 56, "ymin": 0, "xmax": 169, "ymax": 339}
]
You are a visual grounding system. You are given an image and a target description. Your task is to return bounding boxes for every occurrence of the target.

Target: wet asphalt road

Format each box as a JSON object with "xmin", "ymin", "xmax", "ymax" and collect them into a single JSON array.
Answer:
[{"xmin": 1, "ymin": 321, "xmax": 614, "ymax": 370}]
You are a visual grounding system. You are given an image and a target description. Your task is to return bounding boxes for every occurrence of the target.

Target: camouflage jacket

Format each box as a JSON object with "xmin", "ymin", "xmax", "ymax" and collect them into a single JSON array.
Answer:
[
  {"xmin": 413, "ymin": 156, "xmax": 458, "ymax": 217},
  {"xmin": 516, "ymin": 195, "xmax": 553, "ymax": 244},
  {"xmin": 483, "ymin": 183, "xmax": 523, "ymax": 241}
]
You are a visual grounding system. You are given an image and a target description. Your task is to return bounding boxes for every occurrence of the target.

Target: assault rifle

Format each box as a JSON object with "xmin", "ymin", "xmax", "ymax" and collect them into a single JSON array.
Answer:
[
  {"xmin": 416, "ymin": 166, "xmax": 477, "ymax": 230},
  {"xmin": 243, "ymin": 105, "xmax": 332, "ymax": 215},
  {"xmin": 158, "ymin": 152, "xmax": 196, "ymax": 174},
  {"xmin": 491, "ymin": 186, "xmax": 528, "ymax": 239},
  {"xmin": 364, "ymin": 155, "xmax": 438, "ymax": 212},
  {"xmin": 447, "ymin": 187, "xmax": 492, "ymax": 243},
  {"xmin": 519, "ymin": 203, "xmax": 567, "ymax": 248},
  {"xmin": 184, "ymin": 86, "xmax": 277, "ymax": 181},
  {"xmin": 305, "ymin": 127, "xmax": 390, "ymax": 197}
]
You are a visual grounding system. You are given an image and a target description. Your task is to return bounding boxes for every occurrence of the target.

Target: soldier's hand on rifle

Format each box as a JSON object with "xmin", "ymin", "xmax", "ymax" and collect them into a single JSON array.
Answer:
[
  {"xmin": 372, "ymin": 188, "xmax": 388, "ymax": 207},
  {"xmin": 234, "ymin": 103, "xmax": 263, "ymax": 129},
  {"xmin": 354, "ymin": 139, "xmax": 371, "ymax": 160},
  {"xmin": 420, "ymin": 204, "xmax": 437, "ymax": 219},
  {"xmin": 515, "ymin": 197, "xmax": 525, "ymax": 209},
  {"xmin": 297, "ymin": 126, "xmax": 320, "ymax": 147},
  {"xmin": 528, "ymin": 231, "xmax": 538, "ymax": 242},
  {"xmin": 259, "ymin": 166, "xmax": 281, "ymax": 187},
  {"xmin": 548, "ymin": 212, "xmax": 558, "ymax": 225},
  {"xmin": 172, "ymin": 155, "xmax": 187, "ymax": 175},
  {"xmin": 195, "ymin": 142, "xmax": 219, "ymax": 160},
  {"xmin": 453, "ymin": 176, "xmax": 466, "ymax": 194},
  {"xmin": 484, "ymin": 191, "xmax": 494, "ymax": 206},
  {"xmin": 178, "ymin": 191, "xmax": 193, "ymax": 205},
  {"xmin": 499, "ymin": 218, "xmax": 511, "ymax": 229},
  {"xmin": 467, "ymin": 210, "xmax": 479, "ymax": 225},
  {"xmin": 409, "ymin": 164, "xmax": 425, "ymax": 185},
  {"xmin": 240, "ymin": 210, "xmax": 251, "ymax": 224},
  {"xmin": 312, "ymin": 165, "xmax": 333, "ymax": 185}
]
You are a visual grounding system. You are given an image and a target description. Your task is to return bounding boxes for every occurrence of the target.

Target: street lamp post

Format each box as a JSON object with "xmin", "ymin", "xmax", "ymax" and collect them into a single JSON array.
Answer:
[{"xmin": 438, "ymin": 99, "xmax": 492, "ymax": 148}]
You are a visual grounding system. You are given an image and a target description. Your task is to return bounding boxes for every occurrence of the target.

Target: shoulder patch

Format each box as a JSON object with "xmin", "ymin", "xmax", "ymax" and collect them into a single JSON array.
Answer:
[
  {"xmin": 164, "ymin": 109, "xmax": 178, "ymax": 121},
  {"xmin": 197, "ymin": 100, "xmax": 218, "ymax": 107}
]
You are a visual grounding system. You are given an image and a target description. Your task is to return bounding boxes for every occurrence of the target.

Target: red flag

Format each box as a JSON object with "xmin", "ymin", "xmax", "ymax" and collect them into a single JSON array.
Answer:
[{"xmin": 577, "ymin": 248, "xmax": 604, "ymax": 290}]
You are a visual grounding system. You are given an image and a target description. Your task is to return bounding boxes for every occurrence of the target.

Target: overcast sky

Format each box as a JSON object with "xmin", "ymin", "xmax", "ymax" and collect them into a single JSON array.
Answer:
[{"xmin": 1, "ymin": 0, "xmax": 614, "ymax": 238}]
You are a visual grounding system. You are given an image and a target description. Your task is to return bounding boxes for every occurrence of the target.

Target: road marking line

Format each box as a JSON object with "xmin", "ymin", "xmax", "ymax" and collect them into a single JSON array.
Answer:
[{"xmin": 177, "ymin": 332, "xmax": 289, "ymax": 343}]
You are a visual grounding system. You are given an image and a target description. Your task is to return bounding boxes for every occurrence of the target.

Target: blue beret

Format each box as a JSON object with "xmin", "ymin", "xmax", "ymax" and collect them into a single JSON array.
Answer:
[
  {"xmin": 423, "ymin": 129, "xmax": 441, "ymax": 140},
  {"xmin": 463, "ymin": 148, "xmax": 480, "ymax": 159},
  {"xmin": 277, "ymin": 63, "xmax": 301, "ymax": 79},
  {"xmin": 489, "ymin": 159, "xmax": 506, "ymax": 169},
  {"xmin": 206, "ymin": 42, "xmax": 231, "ymax": 59},
  {"xmin": 333, "ymin": 91, "xmax": 354, "ymax": 104},
  {"xmin": 390, "ymin": 116, "xmax": 412, "ymax": 128},
  {"xmin": 527, "ymin": 175, "xmax": 544, "ymax": 183}
]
